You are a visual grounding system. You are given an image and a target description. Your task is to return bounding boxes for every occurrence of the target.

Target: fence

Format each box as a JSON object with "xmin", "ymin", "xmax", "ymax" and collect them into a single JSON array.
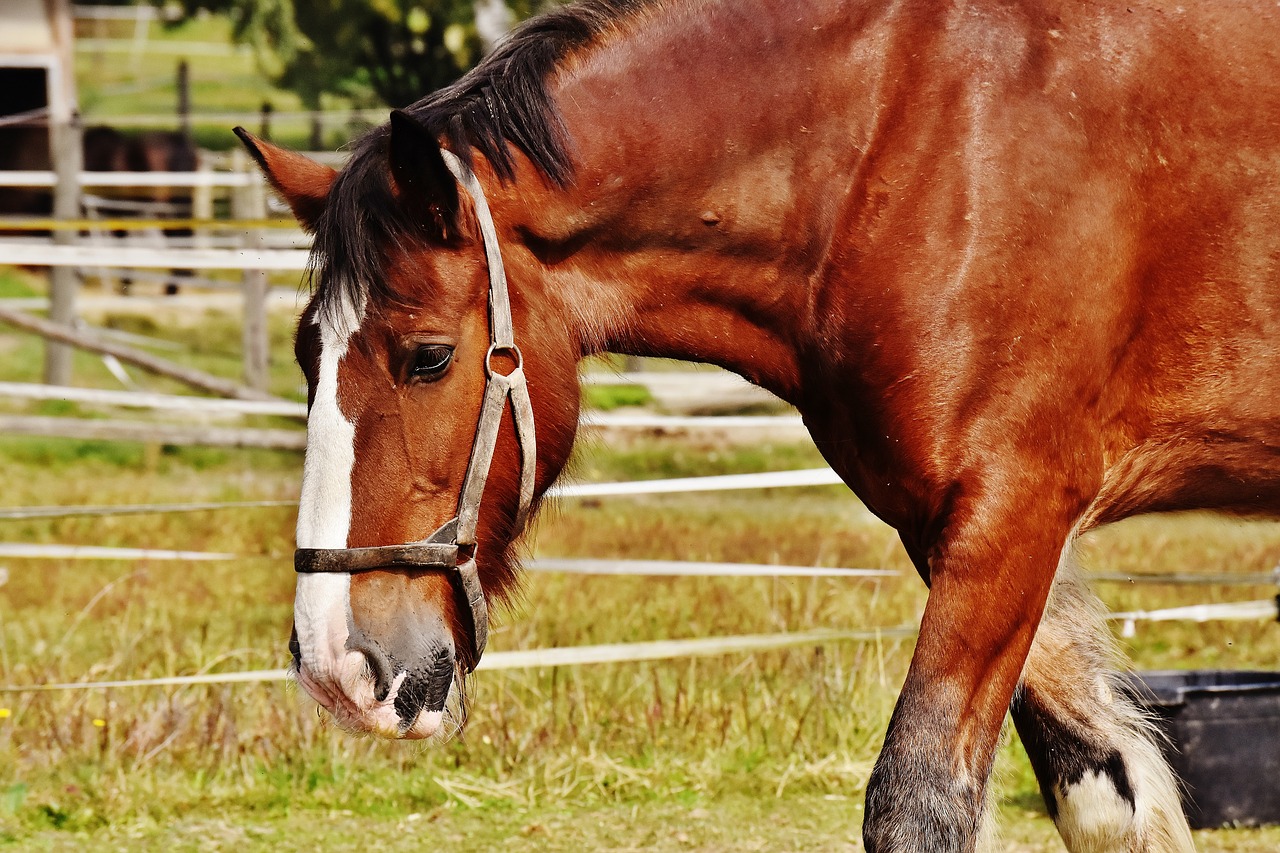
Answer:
[
  {"xmin": 0, "ymin": 118, "xmax": 310, "ymax": 391},
  {"xmin": 1, "ymin": 460, "xmax": 1277, "ymax": 693}
]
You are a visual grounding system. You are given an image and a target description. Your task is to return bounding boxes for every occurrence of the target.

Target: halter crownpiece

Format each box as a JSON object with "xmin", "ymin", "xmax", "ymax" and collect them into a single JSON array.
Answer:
[{"xmin": 293, "ymin": 148, "xmax": 537, "ymax": 671}]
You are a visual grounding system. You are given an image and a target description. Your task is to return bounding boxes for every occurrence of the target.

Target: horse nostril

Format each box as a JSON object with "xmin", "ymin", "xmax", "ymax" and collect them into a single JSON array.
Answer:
[
  {"xmin": 393, "ymin": 647, "xmax": 455, "ymax": 726},
  {"xmin": 348, "ymin": 641, "xmax": 397, "ymax": 703},
  {"xmin": 288, "ymin": 626, "xmax": 302, "ymax": 670}
]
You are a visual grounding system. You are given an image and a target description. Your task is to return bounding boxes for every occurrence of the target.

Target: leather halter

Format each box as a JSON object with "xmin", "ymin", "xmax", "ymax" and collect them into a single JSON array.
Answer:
[{"xmin": 293, "ymin": 149, "xmax": 537, "ymax": 672}]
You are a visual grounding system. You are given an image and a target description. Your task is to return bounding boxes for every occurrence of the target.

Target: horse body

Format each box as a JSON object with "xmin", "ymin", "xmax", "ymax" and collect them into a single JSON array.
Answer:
[
  {"xmin": 241, "ymin": 0, "xmax": 1280, "ymax": 849},
  {"xmin": 539, "ymin": 0, "xmax": 1280, "ymax": 535}
]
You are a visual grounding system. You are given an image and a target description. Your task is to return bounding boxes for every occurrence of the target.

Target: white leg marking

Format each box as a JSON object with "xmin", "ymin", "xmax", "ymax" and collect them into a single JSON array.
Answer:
[
  {"xmin": 1025, "ymin": 556, "xmax": 1194, "ymax": 853},
  {"xmin": 1055, "ymin": 771, "xmax": 1137, "ymax": 853}
]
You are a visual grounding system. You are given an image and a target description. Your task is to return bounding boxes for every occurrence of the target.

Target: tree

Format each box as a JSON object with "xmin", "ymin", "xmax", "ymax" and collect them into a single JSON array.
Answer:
[{"xmin": 172, "ymin": 0, "xmax": 541, "ymax": 109}]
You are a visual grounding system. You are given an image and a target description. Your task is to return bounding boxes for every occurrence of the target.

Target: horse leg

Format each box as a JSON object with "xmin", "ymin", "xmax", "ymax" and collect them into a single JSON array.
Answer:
[
  {"xmin": 862, "ymin": 501, "xmax": 1068, "ymax": 852},
  {"xmin": 1013, "ymin": 559, "xmax": 1194, "ymax": 853}
]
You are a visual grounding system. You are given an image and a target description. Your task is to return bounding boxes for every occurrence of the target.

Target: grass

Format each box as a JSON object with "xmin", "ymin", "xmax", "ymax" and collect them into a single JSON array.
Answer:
[
  {"xmin": 0, "ymin": 416, "xmax": 1279, "ymax": 849},
  {"xmin": 0, "ymin": 270, "xmax": 38, "ymax": 300},
  {"xmin": 582, "ymin": 383, "xmax": 654, "ymax": 411},
  {"xmin": 74, "ymin": 12, "xmax": 374, "ymax": 151}
]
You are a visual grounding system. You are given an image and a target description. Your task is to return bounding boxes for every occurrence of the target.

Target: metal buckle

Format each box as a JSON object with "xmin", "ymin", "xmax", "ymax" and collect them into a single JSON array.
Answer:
[{"xmin": 484, "ymin": 342, "xmax": 523, "ymax": 378}]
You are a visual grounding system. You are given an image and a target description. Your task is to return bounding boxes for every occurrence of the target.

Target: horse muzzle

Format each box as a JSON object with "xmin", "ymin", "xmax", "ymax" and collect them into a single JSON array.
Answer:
[
  {"xmin": 289, "ymin": 567, "xmax": 464, "ymax": 740},
  {"xmin": 294, "ymin": 517, "xmax": 489, "ymax": 669}
]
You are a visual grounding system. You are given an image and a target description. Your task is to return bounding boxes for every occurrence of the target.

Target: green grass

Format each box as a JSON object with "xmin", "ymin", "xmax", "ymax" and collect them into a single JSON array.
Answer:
[
  {"xmin": 582, "ymin": 383, "xmax": 654, "ymax": 411},
  {"xmin": 0, "ymin": 426, "xmax": 1279, "ymax": 849},
  {"xmin": 0, "ymin": 270, "xmax": 39, "ymax": 300},
  {"xmin": 74, "ymin": 12, "xmax": 374, "ymax": 151}
]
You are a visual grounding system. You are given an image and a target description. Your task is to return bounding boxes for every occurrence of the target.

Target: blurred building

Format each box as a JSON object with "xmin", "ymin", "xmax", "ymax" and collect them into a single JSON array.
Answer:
[{"xmin": 0, "ymin": 0, "xmax": 78, "ymax": 212}]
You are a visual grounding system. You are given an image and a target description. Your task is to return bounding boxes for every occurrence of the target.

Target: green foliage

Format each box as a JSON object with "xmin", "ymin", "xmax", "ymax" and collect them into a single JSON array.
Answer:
[
  {"xmin": 0, "ymin": 785, "xmax": 27, "ymax": 818},
  {"xmin": 0, "ymin": 436, "xmax": 146, "ymax": 468},
  {"xmin": 0, "ymin": 270, "xmax": 38, "ymax": 299},
  {"xmin": 581, "ymin": 383, "xmax": 653, "ymax": 411},
  {"xmin": 172, "ymin": 0, "xmax": 545, "ymax": 109}
]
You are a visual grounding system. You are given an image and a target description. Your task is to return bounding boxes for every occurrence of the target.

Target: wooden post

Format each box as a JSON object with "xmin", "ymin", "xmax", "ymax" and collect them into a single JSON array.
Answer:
[
  {"xmin": 232, "ymin": 148, "xmax": 270, "ymax": 392},
  {"xmin": 191, "ymin": 153, "xmax": 213, "ymax": 251},
  {"xmin": 176, "ymin": 60, "xmax": 192, "ymax": 146},
  {"xmin": 259, "ymin": 101, "xmax": 273, "ymax": 142},
  {"xmin": 310, "ymin": 110, "xmax": 323, "ymax": 150},
  {"xmin": 130, "ymin": 1, "xmax": 148, "ymax": 74},
  {"xmin": 44, "ymin": 114, "xmax": 82, "ymax": 386}
]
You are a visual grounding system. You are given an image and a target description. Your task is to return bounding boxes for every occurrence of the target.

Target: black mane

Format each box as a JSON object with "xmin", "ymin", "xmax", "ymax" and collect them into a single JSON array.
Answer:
[{"xmin": 311, "ymin": 0, "xmax": 656, "ymax": 318}]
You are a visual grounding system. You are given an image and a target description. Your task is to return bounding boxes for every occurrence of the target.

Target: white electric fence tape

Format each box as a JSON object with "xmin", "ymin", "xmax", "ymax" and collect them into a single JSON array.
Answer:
[
  {"xmin": 0, "ymin": 547, "xmax": 895, "ymax": 579},
  {"xmin": 0, "ymin": 383, "xmax": 807, "ymax": 432},
  {"xmin": 1111, "ymin": 599, "xmax": 1280, "ymax": 637},
  {"xmin": 546, "ymin": 468, "xmax": 844, "ymax": 497},
  {"xmin": 0, "ymin": 243, "xmax": 311, "ymax": 270},
  {"xmin": 0, "ymin": 468, "xmax": 847, "ymax": 521},
  {"xmin": 0, "ymin": 500, "xmax": 299, "ymax": 521},
  {"xmin": 528, "ymin": 559, "xmax": 895, "ymax": 578},
  {"xmin": 0, "ymin": 627, "xmax": 919, "ymax": 693},
  {"xmin": 0, "ymin": 544, "xmax": 235, "ymax": 561},
  {"xmin": 3, "ymin": 601, "xmax": 1272, "ymax": 694}
]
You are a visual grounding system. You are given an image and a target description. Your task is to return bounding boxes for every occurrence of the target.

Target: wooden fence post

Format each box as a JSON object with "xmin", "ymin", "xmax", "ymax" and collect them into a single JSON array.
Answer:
[
  {"xmin": 44, "ymin": 114, "xmax": 83, "ymax": 386},
  {"xmin": 191, "ymin": 154, "xmax": 213, "ymax": 251},
  {"xmin": 309, "ymin": 110, "xmax": 323, "ymax": 150},
  {"xmin": 232, "ymin": 148, "xmax": 270, "ymax": 392},
  {"xmin": 176, "ymin": 60, "xmax": 192, "ymax": 144},
  {"xmin": 259, "ymin": 101, "xmax": 273, "ymax": 142}
]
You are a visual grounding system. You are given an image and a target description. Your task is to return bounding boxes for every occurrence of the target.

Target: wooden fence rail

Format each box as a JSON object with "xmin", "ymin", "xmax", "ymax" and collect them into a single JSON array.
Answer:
[
  {"xmin": 0, "ymin": 308, "xmax": 280, "ymax": 401},
  {"xmin": 0, "ymin": 415, "xmax": 305, "ymax": 450}
]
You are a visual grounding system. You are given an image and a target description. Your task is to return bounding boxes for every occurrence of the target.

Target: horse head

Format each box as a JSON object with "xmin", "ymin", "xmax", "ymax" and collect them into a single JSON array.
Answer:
[{"xmin": 237, "ymin": 113, "xmax": 581, "ymax": 739}]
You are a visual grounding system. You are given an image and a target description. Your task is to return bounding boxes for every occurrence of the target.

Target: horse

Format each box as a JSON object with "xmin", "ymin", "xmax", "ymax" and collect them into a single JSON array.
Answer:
[
  {"xmin": 83, "ymin": 127, "xmax": 198, "ymax": 295},
  {"xmin": 1, "ymin": 123, "xmax": 197, "ymax": 293},
  {"xmin": 0, "ymin": 124, "xmax": 197, "ymax": 214},
  {"xmin": 235, "ymin": 0, "xmax": 1280, "ymax": 849}
]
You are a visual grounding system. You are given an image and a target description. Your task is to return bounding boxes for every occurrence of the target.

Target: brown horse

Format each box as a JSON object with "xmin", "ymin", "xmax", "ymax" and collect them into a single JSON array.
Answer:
[{"xmin": 235, "ymin": 0, "xmax": 1280, "ymax": 849}]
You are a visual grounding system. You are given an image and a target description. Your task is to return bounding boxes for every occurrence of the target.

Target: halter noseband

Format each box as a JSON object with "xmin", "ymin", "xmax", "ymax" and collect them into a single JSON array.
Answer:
[{"xmin": 293, "ymin": 149, "xmax": 537, "ymax": 672}]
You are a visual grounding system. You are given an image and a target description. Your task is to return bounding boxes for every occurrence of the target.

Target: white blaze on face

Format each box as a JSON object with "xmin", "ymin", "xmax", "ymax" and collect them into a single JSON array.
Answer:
[
  {"xmin": 293, "ymin": 296, "xmax": 364, "ymax": 696},
  {"xmin": 289, "ymin": 294, "xmax": 444, "ymax": 739}
]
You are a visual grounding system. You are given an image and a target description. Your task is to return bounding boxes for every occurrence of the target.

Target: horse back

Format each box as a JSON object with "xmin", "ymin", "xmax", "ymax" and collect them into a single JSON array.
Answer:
[{"xmin": 807, "ymin": 0, "xmax": 1280, "ymax": 531}]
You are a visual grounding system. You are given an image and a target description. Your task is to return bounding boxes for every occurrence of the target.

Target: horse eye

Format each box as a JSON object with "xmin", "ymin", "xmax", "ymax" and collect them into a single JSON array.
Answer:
[{"xmin": 410, "ymin": 344, "xmax": 454, "ymax": 381}]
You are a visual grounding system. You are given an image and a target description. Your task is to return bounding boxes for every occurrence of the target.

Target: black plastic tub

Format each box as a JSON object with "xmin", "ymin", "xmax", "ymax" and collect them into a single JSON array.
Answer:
[{"xmin": 1130, "ymin": 670, "xmax": 1280, "ymax": 828}]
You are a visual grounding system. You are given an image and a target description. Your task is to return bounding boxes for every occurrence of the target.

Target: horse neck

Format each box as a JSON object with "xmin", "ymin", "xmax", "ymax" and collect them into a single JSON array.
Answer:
[
  {"xmin": 490, "ymin": 0, "xmax": 891, "ymax": 404},
  {"xmin": 494, "ymin": 177, "xmax": 811, "ymax": 403}
]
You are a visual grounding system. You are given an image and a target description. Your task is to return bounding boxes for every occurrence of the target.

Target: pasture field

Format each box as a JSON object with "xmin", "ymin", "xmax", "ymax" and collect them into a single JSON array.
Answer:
[
  {"xmin": 1, "ymin": 271, "xmax": 1280, "ymax": 851},
  {"xmin": 75, "ymin": 11, "xmax": 370, "ymax": 151}
]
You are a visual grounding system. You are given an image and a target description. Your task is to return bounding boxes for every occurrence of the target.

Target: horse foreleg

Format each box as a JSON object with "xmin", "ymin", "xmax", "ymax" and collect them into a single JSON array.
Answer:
[
  {"xmin": 1013, "ymin": 560, "xmax": 1194, "ymax": 853},
  {"xmin": 863, "ymin": 509, "xmax": 1066, "ymax": 853}
]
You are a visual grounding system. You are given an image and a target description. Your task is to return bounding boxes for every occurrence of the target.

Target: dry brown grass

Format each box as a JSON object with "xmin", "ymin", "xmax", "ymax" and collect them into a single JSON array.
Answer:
[{"xmin": 0, "ymin": 434, "xmax": 1277, "ymax": 849}]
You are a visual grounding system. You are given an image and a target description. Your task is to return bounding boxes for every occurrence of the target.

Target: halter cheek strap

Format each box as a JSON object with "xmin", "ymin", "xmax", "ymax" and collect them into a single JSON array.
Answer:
[
  {"xmin": 293, "ymin": 149, "xmax": 537, "ymax": 672},
  {"xmin": 447, "ymin": 144, "xmax": 537, "ymax": 543}
]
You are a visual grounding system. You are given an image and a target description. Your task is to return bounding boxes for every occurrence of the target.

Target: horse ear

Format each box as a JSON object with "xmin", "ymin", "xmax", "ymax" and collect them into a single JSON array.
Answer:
[
  {"xmin": 388, "ymin": 110, "xmax": 460, "ymax": 236},
  {"xmin": 233, "ymin": 127, "xmax": 335, "ymax": 232}
]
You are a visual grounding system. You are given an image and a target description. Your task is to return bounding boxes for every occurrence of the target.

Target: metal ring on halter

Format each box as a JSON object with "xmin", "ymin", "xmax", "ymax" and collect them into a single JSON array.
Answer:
[{"xmin": 485, "ymin": 342, "xmax": 523, "ymax": 378}]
